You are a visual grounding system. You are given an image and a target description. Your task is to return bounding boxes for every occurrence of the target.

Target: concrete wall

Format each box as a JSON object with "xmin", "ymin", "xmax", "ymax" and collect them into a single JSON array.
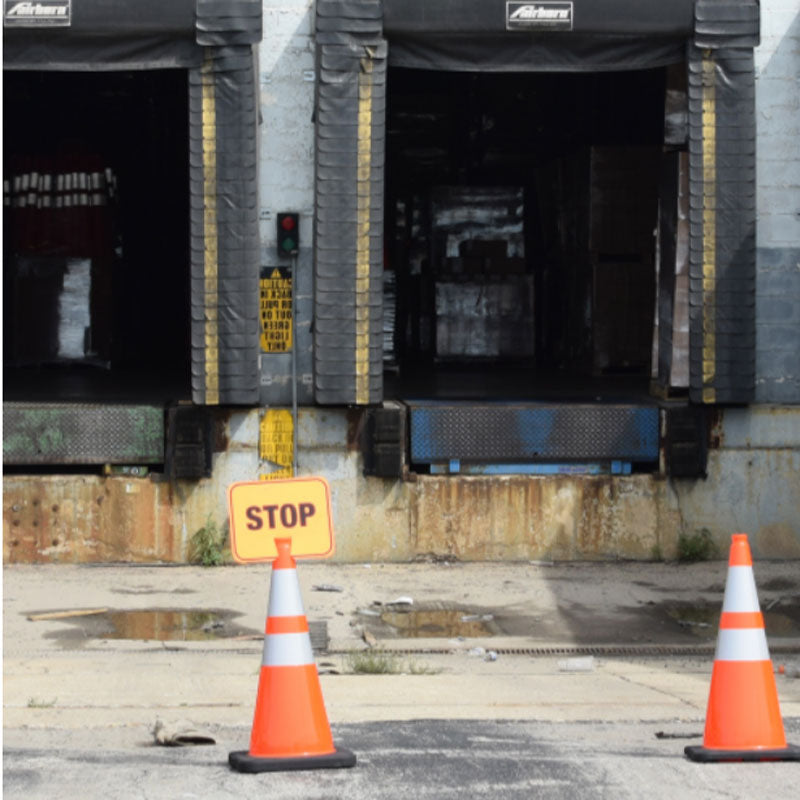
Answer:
[
  {"xmin": 258, "ymin": 0, "xmax": 316, "ymax": 406},
  {"xmin": 5, "ymin": 405, "xmax": 800, "ymax": 563},
  {"xmin": 303, "ymin": 406, "xmax": 800, "ymax": 562},
  {"xmin": 667, "ymin": 407, "xmax": 800, "ymax": 559},
  {"xmin": 754, "ymin": 0, "xmax": 800, "ymax": 403},
  {"xmin": 4, "ymin": 2, "xmax": 799, "ymax": 565}
]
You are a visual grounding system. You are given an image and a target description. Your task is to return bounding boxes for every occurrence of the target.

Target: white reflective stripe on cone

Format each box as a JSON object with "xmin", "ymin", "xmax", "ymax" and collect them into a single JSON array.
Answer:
[
  {"xmin": 262, "ymin": 632, "xmax": 314, "ymax": 667},
  {"xmin": 721, "ymin": 566, "xmax": 762, "ymax": 613},
  {"xmin": 268, "ymin": 569, "xmax": 306, "ymax": 618},
  {"xmin": 715, "ymin": 627, "xmax": 771, "ymax": 662}
]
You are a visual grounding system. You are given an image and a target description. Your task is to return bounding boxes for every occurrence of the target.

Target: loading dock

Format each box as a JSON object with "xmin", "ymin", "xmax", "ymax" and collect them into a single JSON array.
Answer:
[
  {"xmin": 314, "ymin": 0, "xmax": 759, "ymax": 477},
  {"xmin": 3, "ymin": 0, "xmax": 262, "ymax": 472},
  {"xmin": 3, "ymin": 0, "xmax": 781, "ymax": 565}
]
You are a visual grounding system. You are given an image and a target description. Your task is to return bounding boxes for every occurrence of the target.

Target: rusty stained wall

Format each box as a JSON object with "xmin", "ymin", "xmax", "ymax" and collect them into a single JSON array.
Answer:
[
  {"xmin": 3, "ymin": 467, "xmax": 679, "ymax": 565},
  {"xmin": 2, "ymin": 465, "xmax": 796, "ymax": 564},
  {"xmin": 4, "ymin": 405, "xmax": 800, "ymax": 564},
  {"xmin": 409, "ymin": 475, "xmax": 679, "ymax": 562},
  {"xmin": 328, "ymin": 475, "xmax": 415, "ymax": 562},
  {"xmin": 3, "ymin": 476, "xmax": 178, "ymax": 563},
  {"xmin": 2, "ymin": 408, "xmax": 262, "ymax": 564}
]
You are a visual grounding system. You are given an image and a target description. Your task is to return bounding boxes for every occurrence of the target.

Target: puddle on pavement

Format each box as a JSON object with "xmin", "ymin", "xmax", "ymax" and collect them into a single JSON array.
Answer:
[
  {"xmin": 665, "ymin": 605, "xmax": 799, "ymax": 639},
  {"xmin": 104, "ymin": 610, "xmax": 240, "ymax": 641},
  {"xmin": 39, "ymin": 609, "xmax": 257, "ymax": 647},
  {"xmin": 359, "ymin": 600, "xmax": 800, "ymax": 644},
  {"xmin": 360, "ymin": 603, "xmax": 501, "ymax": 639}
]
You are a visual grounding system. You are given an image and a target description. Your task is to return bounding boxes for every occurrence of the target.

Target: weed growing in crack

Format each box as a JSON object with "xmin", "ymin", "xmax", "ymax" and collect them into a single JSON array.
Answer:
[
  {"xmin": 346, "ymin": 650, "xmax": 441, "ymax": 675},
  {"xmin": 677, "ymin": 528, "xmax": 719, "ymax": 563},
  {"xmin": 189, "ymin": 516, "xmax": 229, "ymax": 566}
]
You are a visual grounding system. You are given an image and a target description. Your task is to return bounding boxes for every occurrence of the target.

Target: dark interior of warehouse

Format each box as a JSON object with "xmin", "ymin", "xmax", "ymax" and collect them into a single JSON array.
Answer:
[
  {"xmin": 383, "ymin": 65, "xmax": 673, "ymax": 402},
  {"xmin": 4, "ymin": 63, "xmax": 684, "ymax": 410},
  {"xmin": 3, "ymin": 69, "xmax": 191, "ymax": 404}
]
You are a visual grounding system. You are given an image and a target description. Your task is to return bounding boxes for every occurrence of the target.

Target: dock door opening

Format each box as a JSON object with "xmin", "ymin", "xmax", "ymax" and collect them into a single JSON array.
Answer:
[
  {"xmin": 3, "ymin": 69, "xmax": 191, "ymax": 405},
  {"xmin": 383, "ymin": 65, "xmax": 671, "ymax": 403}
]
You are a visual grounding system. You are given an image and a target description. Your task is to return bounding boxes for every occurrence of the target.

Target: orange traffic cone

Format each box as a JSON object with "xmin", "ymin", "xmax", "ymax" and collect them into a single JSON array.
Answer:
[
  {"xmin": 685, "ymin": 534, "xmax": 800, "ymax": 762},
  {"xmin": 229, "ymin": 538, "xmax": 355, "ymax": 772}
]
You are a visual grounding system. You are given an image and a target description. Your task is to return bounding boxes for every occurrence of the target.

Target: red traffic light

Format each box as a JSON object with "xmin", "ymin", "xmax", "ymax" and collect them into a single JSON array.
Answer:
[{"xmin": 280, "ymin": 215, "xmax": 297, "ymax": 232}]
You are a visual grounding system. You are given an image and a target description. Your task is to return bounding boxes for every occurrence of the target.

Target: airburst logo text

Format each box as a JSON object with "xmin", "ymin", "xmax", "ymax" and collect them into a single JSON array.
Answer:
[
  {"xmin": 4, "ymin": 0, "xmax": 71, "ymax": 27},
  {"xmin": 506, "ymin": 2, "xmax": 573, "ymax": 30}
]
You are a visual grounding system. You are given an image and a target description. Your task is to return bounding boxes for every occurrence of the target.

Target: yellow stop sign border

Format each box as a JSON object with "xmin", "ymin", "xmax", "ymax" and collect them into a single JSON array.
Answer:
[{"xmin": 228, "ymin": 476, "xmax": 334, "ymax": 563}]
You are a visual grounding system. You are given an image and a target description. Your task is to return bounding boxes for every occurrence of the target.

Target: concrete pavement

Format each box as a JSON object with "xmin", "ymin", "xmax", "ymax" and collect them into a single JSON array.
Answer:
[
  {"xmin": 4, "ymin": 559, "xmax": 800, "ymax": 726},
  {"xmin": 3, "ymin": 560, "xmax": 800, "ymax": 797},
  {"xmin": 6, "ymin": 718, "xmax": 800, "ymax": 800}
]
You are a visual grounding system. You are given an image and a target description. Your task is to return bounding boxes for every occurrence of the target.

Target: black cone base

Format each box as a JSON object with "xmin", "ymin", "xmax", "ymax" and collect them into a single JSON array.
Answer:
[
  {"xmin": 229, "ymin": 746, "xmax": 356, "ymax": 773},
  {"xmin": 685, "ymin": 743, "xmax": 800, "ymax": 763}
]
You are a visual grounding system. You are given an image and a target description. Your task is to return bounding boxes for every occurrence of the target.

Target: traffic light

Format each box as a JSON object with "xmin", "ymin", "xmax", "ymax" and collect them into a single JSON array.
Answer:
[{"xmin": 277, "ymin": 212, "xmax": 299, "ymax": 256}]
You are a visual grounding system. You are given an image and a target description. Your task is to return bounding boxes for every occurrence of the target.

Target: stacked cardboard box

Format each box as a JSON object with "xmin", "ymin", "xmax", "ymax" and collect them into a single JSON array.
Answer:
[
  {"xmin": 435, "ymin": 276, "xmax": 535, "ymax": 358},
  {"xmin": 5, "ymin": 153, "xmax": 118, "ymax": 366}
]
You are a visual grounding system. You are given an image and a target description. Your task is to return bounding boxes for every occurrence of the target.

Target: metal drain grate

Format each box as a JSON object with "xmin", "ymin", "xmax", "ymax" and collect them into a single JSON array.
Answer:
[
  {"xmin": 329, "ymin": 642, "xmax": 800, "ymax": 658},
  {"xmin": 309, "ymin": 620, "xmax": 329, "ymax": 653}
]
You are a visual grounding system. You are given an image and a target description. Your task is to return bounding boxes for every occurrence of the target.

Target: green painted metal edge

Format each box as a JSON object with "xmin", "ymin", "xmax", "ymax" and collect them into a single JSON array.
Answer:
[{"xmin": 3, "ymin": 403, "xmax": 165, "ymax": 465}]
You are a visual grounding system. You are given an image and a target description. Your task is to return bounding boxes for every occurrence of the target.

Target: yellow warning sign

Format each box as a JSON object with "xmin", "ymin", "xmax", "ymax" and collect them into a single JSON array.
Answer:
[
  {"xmin": 259, "ymin": 409, "xmax": 294, "ymax": 481},
  {"xmin": 228, "ymin": 476, "xmax": 334, "ymax": 562},
  {"xmin": 260, "ymin": 468, "xmax": 293, "ymax": 481},
  {"xmin": 260, "ymin": 268, "xmax": 292, "ymax": 352}
]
